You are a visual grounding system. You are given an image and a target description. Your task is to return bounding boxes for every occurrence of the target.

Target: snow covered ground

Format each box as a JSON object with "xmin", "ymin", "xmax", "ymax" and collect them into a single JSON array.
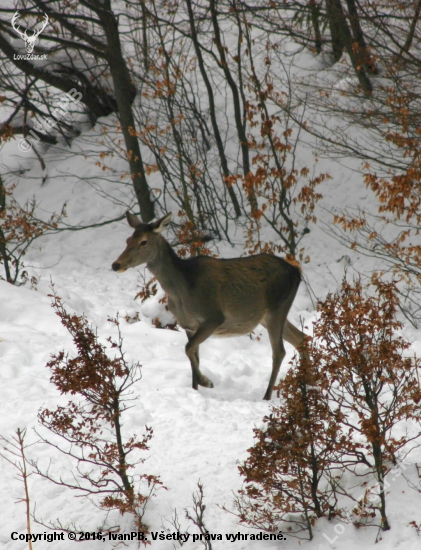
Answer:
[{"xmin": 1, "ymin": 51, "xmax": 421, "ymax": 550}]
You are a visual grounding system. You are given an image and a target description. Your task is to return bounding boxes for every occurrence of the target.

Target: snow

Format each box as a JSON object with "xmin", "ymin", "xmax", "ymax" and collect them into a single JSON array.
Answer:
[{"xmin": 1, "ymin": 35, "xmax": 421, "ymax": 550}]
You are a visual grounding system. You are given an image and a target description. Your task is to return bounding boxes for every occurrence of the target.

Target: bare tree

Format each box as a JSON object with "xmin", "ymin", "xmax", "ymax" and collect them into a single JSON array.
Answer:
[{"xmin": 0, "ymin": 1, "xmax": 155, "ymax": 220}]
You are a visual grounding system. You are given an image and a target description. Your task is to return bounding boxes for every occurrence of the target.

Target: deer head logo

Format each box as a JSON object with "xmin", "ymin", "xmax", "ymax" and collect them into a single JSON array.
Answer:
[{"xmin": 11, "ymin": 11, "xmax": 49, "ymax": 54}]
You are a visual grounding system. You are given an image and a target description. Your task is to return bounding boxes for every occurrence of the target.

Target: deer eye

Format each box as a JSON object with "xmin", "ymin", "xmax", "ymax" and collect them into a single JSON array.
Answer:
[{"xmin": 138, "ymin": 240, "xmax": 147, "ymax": 247}]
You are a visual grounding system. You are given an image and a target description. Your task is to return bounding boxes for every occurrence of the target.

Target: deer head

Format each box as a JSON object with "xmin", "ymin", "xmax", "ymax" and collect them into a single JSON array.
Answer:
[
  {"xmin": 11, "ymin": 11, "xmax": 49, "ymax": 54},
  {"xmin": 112, "ymin": 212, "xmax": 173, "ymax": 272}
]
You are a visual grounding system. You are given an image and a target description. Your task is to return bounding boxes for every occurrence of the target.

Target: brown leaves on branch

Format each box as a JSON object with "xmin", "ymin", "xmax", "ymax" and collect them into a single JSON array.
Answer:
[
  {"xmin": 364, "ymin": 149, "xmax": 421, "ymax": 226},
  {"xmin": 237, "ymin": 277, "xmax": 421, "ymax": 539},
  {"xmin": 332, "ymin": 91, "xmax": 421, "ymax": 324},
  {"xmin": 37, "ymin": 290, "xmax": 162, "ymax": 535},
  {"xmin": 0, "ymin": 177, "xmax": 66, "ymax": 283}
]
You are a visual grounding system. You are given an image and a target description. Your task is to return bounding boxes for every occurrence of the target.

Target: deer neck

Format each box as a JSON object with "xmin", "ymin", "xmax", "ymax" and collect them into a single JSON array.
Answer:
[{"xmin": 146, "ymin": 238, "xmax": 186, "ymax": 297}]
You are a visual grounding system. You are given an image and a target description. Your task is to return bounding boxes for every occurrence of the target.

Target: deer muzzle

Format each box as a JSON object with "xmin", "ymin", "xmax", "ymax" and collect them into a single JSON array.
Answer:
[{"xmin": 111, "ymin": 262, "xmax": 127, "ymax": 272}]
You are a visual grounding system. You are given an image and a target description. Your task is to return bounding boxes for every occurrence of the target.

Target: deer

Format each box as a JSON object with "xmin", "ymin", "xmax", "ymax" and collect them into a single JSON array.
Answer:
[
  {"xmin": 11, "ymin": 11, "xmax": 49, "ymax": 54},
  {"xmin": 112, "ymin": 212, "xmax": 308, "ymax": 400}
]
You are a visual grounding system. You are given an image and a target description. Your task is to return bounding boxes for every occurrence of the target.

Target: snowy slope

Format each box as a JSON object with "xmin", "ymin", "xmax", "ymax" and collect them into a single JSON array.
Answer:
[{"xmin": 1, "ymin": 48, "xmax": 421, "ymax": 550}]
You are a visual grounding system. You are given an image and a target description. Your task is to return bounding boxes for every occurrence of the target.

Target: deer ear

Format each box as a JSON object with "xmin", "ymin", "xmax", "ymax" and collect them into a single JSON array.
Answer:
[
  {"xmin": 126, "ymin": 211, "xmax": 141, "ymax": 229},
  {"xmin": 151, "ymin": 212, "xmax": 172, "ymax": 234}
]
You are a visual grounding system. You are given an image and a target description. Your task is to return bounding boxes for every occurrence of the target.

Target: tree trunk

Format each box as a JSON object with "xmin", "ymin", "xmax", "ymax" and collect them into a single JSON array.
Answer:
[
  {"xmin": 309, "ymin": 0, "xmax": 323, "ymax": 54},
  {"xmin": 325, "ymin": 0, "xmax": 372, "ymax": 95},
  {"xmin": 344, "ymin": 0, "xmax": 377, "ymax": 74},
  {"xmin": 325, "ymin": 0, "xmax": 345, "ymax": 62},
  {"xmin": 94, "ymin": 0, "xmax": 155, "ymax": 221},
  {"xmin": 0, "ymin": 175, "xmax": 12, "ymax": 283}
]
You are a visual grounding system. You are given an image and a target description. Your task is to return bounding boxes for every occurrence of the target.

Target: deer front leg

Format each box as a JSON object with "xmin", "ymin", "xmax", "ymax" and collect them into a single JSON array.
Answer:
[
  {"xmin": 185, "ymin": 330, "xmax": 200, "ymax": 388},
  {"xmin": 185, "ymin": 318, "xmax": 224, "ymax": 390}
]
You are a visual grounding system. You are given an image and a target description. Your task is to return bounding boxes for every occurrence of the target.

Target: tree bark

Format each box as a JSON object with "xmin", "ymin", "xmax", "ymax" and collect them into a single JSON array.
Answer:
[
  {"xmin": 325, "ymin": 0, "xmax": 372, "ymax": 95},
  {"xmin": 0, "ymin": 175, "xmax": 12, "ymax": 283},
  {"xmin": 325, "ymin": 0, "xmax": 345, "ymax": 62},
  {"xmin": 309, "ymin": 0, "xmax": 322, "ymax": 54},
  {"xmin": 89, "ymin": 0, "xmax": 155, "ymax": 221},
  {"xmin": 344, "ymin": 0, "xmax": 377, "ymax": 74}
]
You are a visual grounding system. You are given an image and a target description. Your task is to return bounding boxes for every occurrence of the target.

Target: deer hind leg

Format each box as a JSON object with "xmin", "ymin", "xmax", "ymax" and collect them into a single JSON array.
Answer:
[
  {"xmin": 263, "ymin": 307, "xmax": 289, "ymax": 401},
  {"xmin": 185, "ymin": 318, "xmax": 223, "ymax": 390},
  {"xmin": 283, "ymin": 319, "xmax": 309, "ymax": 361}
]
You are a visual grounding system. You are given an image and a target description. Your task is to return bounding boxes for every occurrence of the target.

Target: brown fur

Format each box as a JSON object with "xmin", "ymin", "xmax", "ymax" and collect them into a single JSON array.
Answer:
[{"xmin": 112, "ymin": 212, "xmax": 308, "ymax": 400}]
